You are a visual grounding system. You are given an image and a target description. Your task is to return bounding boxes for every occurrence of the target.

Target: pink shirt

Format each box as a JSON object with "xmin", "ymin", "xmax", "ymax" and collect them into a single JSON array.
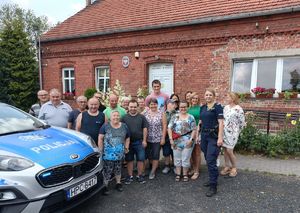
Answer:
[{"xmin": 145, "ymin": 92, "xmax": 169, "ymax": 111}]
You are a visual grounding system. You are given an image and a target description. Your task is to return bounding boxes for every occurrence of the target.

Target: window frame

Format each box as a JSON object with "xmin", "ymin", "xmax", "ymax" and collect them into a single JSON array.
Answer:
[
  {"xmin": 95, "ymin": 66, "xmax": 110, "ymax": 93},
  {"xmin": 231, "ymin": 57, "xmax": 300, "ymax": 94},
  {"xmin": 62, "ymin": 67, "xmax": 75, "ymax": 94}
]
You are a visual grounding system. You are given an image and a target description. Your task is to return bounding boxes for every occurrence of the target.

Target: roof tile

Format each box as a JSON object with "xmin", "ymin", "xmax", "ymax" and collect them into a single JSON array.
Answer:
[{"xmin": 42, "ymin": 0, "xmax": 300, "ymax": 41}]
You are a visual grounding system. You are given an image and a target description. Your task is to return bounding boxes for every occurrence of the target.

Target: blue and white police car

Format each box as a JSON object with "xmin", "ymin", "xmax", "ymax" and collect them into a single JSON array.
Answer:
[{"xmin": 0, "ymin": 103, "xmax": 104, "ymax": 213}]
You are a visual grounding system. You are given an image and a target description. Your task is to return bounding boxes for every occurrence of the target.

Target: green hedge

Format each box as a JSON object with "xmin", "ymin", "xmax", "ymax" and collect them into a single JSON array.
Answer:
[
  {"xmin": 84, "ymin": 88, "xmax": 97, "ymax": 100},
  {"xmin": 236, "ymin": 113, "xmax": 300, "ymax": 157}
]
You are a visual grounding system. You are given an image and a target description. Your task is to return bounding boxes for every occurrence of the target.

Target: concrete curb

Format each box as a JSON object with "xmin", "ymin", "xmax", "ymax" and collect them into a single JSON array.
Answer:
[{"xmin": 202, "ymin": 153, "xmax": 300, "ymax": 177}]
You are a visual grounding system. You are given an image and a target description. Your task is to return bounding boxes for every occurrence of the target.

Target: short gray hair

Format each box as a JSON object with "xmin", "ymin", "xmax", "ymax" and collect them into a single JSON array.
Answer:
[
  {"xmin": 121, "ymin": 96, "xmax": 130, "ymax": 103},
  {"xmin": 110, "ymin": 110, "xmax": 120, "ymax": 116},
  {"xmin": 76, "ymin": 95, "xmax": 87, "ymax": 102},
  {"xmin": 49, "ymin": 88, "xmax": 61, "ymax": 96}
]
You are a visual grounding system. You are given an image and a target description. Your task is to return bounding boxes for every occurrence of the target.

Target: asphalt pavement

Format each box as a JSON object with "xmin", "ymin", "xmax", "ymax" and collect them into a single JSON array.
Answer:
[{"xmin": 70, "ymin": 166, "xmax": 300, "ymax": 213}]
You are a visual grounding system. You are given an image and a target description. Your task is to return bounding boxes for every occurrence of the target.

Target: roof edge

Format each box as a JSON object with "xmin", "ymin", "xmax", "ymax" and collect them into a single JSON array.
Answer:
[{"xmin": 41, "ymin": 6, "xmax": 300, "ymax": 43}]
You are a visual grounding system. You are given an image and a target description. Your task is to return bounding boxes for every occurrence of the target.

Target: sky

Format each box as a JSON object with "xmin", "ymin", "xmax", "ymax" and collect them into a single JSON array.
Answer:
[{"xmin": 0, "ymin": 0, "xmax": 86, "ymax": 25}]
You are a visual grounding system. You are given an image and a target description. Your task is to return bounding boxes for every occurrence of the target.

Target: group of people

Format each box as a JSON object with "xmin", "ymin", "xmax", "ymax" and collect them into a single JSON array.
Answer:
[{"xmin": 29, "ymin": 79, "xmax": 245, "ymax": 197}]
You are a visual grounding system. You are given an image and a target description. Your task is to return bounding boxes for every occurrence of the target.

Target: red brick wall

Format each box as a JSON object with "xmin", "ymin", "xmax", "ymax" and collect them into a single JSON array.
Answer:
[{"xmin": 41, "ymin": 12, "xmax": 300, "ymax": 112}]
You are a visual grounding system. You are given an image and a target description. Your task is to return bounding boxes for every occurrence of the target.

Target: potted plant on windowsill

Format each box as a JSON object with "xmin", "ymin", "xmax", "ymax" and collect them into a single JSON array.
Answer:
[
  {"xmin": 238, "ymin": 92, "xmax": 251, "ymax": 101},
  {"xmin": 278, "ymin": 91, "xmax": 299, "ymax": 100},
  {"xmin": 251, "ymin": 87, "xmax": 275, "ymax": 98},
  {"xmin": 63, "ymin": 92, "xmax": 75, "ymax": 100}
]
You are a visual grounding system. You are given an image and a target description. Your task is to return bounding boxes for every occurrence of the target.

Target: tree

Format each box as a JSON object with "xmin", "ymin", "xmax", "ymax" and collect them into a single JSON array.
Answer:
[
  {"xmin": 0, "ymin": 4, "xmax": 49, "ymax": 110},
  {"xmin": 0, "ymin": 4, "xmax": 49, "ymax": 47},
  {"xmin": 0, "ymin": 18, "xmax": 38, "ymax": 110},
  {"xmin": 0, "ymin": 43, "xmax": 12, "ymax": 104}
]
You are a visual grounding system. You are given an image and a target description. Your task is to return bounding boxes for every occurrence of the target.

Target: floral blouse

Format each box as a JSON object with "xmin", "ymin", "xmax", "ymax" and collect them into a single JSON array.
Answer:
[
  {"xmin": 168, "ymin": 113, "xmax": 196, "ymax": 149},
  {"xmin": 144, "ymin": 110, "xmax": 163, "ymax": 143},
  {"xmin": 223, "ymin": 105, "xmax": 246, "ymax": 148}
]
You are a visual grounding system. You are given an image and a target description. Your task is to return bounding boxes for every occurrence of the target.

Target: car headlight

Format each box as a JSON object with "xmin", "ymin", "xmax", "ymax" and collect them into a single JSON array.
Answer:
[{"xmin": 0, "ymin": 155, "xmax": 34, "ymax": 171}]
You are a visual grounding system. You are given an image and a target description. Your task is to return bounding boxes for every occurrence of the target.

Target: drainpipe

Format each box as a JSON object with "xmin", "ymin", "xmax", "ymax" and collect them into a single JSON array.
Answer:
[{"xmin": 38, "ymin": 36, "xmax": 43, "ymax": 89}]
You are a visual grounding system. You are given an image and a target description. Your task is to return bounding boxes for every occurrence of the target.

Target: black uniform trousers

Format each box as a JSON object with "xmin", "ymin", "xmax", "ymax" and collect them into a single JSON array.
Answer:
[{"xmin": 201, "ymin": 132, "xmax": 220, "ymax": 188}]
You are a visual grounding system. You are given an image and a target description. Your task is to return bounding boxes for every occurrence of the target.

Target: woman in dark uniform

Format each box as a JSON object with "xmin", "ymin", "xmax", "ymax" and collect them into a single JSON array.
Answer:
[{"xmin": 197, "ymin": 88, "xmax": 224, "ymax": 197}]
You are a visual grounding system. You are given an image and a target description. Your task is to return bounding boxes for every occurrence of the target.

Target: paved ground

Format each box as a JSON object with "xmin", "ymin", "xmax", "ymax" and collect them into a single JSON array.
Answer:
[
  {"xmin": 70, "ymin": 162, "xmax": 300, "ymax": 213},
  {"xmin": 218, "ymin": 154, "xmax": 300, "ymax": 177}
]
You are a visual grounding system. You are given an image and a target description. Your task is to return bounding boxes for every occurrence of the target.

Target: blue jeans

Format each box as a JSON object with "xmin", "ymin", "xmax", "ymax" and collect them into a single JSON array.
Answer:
[
  {"xmin": 125, "ymin": 140, "xmax": 145, "ymax": 162},
  {"xmin": 201, "ymin": 132, "xmax": 220, "ymax": 187}
]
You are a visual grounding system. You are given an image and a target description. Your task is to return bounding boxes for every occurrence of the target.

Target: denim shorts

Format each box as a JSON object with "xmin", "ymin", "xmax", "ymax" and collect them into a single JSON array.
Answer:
[
  {"xmin": 125, "ymin": 140, "xmax": 146, "ymax": 162},
  {"xmin": 145, "ymin": 142, "xmax": 161, "ymax": 160},
  {"xmin": 162, "ymin": 137, "xmax": 173, "ymax": 157}
]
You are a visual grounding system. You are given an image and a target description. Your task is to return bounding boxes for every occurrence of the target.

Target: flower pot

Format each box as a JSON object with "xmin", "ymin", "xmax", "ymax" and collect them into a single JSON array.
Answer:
[
  {"xmin": 290, "ymin": 93, "xmax": 298, "ymax": 99},
  {"xmin": 278, "ymin": 93, "xmax": 285, "ymax": 99},
  {"xmin": 64, "ymin": 95, "xmax": 75, "ymax": 100},
  {"xmin": 238, "ymin": 93, "xmax": 251, "ymax": 101},
  {"xmin": 278, "ymin": 92, "xmax": 298, "ymax": 99},
  {"xmin": 255, "ymin": 93, "xmax": 273, "ymax": 99}
]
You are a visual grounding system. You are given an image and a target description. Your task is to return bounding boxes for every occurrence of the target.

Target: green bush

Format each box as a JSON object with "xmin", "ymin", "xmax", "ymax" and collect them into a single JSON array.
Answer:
[
  {"xmin": 266, "ymin": 135, "xmax": 286, "ymax": 157},
  {"xmin": 249, "ymin": 133, "xmax": 269, "ymax": 153},
  {"xmin": 279, "ymin": 126, "xmax": 300, "ymax": 155},
  {"xmin": 236, "ymin": 125, "xmax": 258, "ymax": 151},
  {"xmin": 236, "ymin": 111, "xmax": 300, "ymax": 157},
  {"xmin": 84, "ymin": 88, "xmax": 97, "ymax": 100}
]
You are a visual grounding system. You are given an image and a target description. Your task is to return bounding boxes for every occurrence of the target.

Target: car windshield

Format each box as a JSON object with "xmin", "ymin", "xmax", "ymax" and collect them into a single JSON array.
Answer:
[{"xmin": 0, "ymin": 104, "xmax": 46, "ymax": 135}]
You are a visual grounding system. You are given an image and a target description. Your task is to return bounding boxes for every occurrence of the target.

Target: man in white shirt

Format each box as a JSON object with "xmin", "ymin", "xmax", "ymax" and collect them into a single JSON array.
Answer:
[{"xmin": 38, "ymin": 89, "xmax": 72, "ymax": 128}]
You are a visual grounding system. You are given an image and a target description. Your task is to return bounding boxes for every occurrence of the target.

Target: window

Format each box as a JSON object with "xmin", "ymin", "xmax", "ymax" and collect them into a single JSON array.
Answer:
[
  {"xmin": 256, "ymin": 59, "xmax": 277, "ymax": 89},
  {"xmin": 62, "ymin": 68, "xmax": 75, "ymax": 95},
  {"xmin": 282, "ymin": 58, "xmax": 300, "ymax": 92},
  {"xmin": 231, "ymin": 57, "xmax": 300, "ymax": 93},
  {"xmin": 95, "ymin": 66, "xmax": 110, "ymax": 92},
  {"xmin": 231, "ymin": 61, "xmax": 252, "ymax": 93}
]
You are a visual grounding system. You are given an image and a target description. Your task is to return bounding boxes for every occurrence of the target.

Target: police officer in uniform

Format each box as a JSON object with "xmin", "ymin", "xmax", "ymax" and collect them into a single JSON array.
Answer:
[{"xmin": 198, "ymin": 88, "xmax": 224, "ymax": 197}]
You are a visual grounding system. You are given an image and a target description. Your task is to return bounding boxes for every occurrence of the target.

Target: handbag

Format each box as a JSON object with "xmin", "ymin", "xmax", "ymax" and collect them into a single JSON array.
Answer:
[
  {"xmin": 172, "ymin": 131, "xmax": 182, "ymax": 140},
  {"xmin": 171, "ymin": 130, "xmax": 193, "ymax": 140}
]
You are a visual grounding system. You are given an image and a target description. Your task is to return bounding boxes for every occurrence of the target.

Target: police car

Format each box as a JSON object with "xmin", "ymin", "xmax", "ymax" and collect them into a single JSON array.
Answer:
[{"xmin": 0, "ymin": 103, "xmax": 104, "ymax": 213}]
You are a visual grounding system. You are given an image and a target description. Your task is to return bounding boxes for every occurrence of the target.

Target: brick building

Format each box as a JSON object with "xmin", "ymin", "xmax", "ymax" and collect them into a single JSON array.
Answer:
[{"xmin": 41, "ymin": 0, "xmax": 300, "ymax": 112}]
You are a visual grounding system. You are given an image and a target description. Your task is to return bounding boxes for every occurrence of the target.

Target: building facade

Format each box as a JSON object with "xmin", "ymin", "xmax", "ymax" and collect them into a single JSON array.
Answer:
[{"xmin": 41, "ymin": 0, "xmax": 300, "ymax": 112}]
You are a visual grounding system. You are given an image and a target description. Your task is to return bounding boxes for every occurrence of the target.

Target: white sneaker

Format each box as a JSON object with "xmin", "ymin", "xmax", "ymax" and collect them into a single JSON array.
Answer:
[
  {"xmin": 149, "ymin": 172, "xmax": 155, "ymax": 180},
  {"xmin": 162, "ymin": 166, "xmax": 171, "ymax": 174}
]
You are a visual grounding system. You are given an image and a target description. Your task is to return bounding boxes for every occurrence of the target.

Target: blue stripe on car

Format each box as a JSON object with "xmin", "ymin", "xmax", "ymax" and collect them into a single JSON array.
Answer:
[{"xmin": 0, "ymin": 128, "xmax": 94, "ymax": 168}]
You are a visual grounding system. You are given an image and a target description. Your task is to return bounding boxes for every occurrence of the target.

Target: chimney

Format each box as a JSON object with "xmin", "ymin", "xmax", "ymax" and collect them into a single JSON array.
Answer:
[{"xmin": 86, "ymin": 0, "xmax": 91, "ymax": 6}]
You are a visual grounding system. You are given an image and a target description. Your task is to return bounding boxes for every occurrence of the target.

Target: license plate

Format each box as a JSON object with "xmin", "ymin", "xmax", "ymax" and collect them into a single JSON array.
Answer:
[{"xmin": 66, "ymin": 176, "xmax": 97, "ymax": 200}]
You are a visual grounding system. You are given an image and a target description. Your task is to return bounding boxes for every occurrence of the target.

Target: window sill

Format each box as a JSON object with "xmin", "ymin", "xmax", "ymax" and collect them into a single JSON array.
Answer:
[{"xmin": 238, "ymin": 93, "xmax": 300, "ymax": 102}]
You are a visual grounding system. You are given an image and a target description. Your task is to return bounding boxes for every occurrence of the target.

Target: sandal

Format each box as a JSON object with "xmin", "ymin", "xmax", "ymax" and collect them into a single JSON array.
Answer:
[
  {"xmin": 191, "ymin": 172, "xmax": 200, "ymax": 180},
  {"xmin": 183, "ymin": 175, "xmax": 189, "ymax": 182},
  {"xmin": 175, "ymin": 175, "xmax": 181, "ymax": 182},
  {"xmin": 188, "ymin": 170, "xmax": 194, "ymax": 176},
  {"xmin": 220, "ymin": 167, "xmax": 231, "ymax": 176},
  {"xmin": 229, "ymin": 168, "xmax": 237, "ymax": 177}
]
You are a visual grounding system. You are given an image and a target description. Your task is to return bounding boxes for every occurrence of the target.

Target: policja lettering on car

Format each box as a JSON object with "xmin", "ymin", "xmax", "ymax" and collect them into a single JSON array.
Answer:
[{"xmin": 30, "ymin": 140, "xmax": 79, "ymax": 154}]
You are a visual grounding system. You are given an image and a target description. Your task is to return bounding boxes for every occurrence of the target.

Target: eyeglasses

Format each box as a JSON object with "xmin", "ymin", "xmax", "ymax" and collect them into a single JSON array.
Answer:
[
  {"xmin": 79, "ymin": 101, "xmax": 87, "ymax": 103},
  {"xmin": 38, "ymin": 94, "xmax": 48, "ymax": 96}
]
